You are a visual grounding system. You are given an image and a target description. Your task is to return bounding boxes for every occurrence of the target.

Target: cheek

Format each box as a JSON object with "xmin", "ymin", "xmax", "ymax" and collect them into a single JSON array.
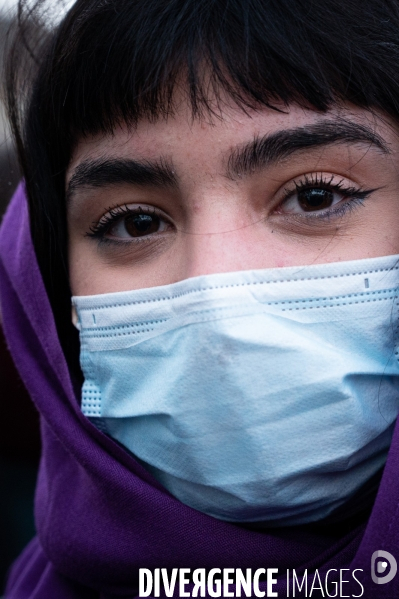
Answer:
[
  {"xmin": 353, "ymin": 199, "xmax": 399, "ymax": 257},
  {"xmin": 68, "ymin": 232, "xmax": 183, "ymax": 296},
  {"xmin": 68, "ymin": 239, "xmax": 95, "ymax": 296}
]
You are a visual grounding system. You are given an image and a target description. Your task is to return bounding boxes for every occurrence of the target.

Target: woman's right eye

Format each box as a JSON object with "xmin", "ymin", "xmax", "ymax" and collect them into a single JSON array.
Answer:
[
  {"xmin": 109, "ymin": 211, "xmax": 170, "ymax": 239},
  {"xmin": 87, "ymin": 205, "xmax": 172, "ymax": 241}
]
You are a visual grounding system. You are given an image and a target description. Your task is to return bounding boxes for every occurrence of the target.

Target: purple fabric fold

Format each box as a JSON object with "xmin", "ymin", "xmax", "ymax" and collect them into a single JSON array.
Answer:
[{"xmin": 1, "ymin": 184, "xmax": 399, "ymax": 598}]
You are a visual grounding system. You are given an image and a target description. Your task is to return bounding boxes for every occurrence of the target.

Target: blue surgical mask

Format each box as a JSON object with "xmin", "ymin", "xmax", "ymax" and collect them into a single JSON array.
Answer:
[{"xmin": 72, "ymin": 255, "xmax": 399, "ymax": 526}]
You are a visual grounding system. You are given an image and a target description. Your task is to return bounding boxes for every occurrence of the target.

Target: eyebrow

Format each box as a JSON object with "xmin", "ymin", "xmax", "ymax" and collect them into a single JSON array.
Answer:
[
  {"xmin": 67, "ymin": 119, "xmax": 390, "ymax": 200},
  {"xmin": 66, "ymin": 157, "xmax": 178, "ymax": 202},
  {"xmin": 227, "ymin": 119, "xmax": 390, "ymax": 179}
]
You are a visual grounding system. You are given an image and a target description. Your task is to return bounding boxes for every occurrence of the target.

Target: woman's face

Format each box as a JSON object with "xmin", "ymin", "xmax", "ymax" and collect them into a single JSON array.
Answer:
[{"xmin": 67, "ymin": 101, "xmax": 399, "ymax": 296}]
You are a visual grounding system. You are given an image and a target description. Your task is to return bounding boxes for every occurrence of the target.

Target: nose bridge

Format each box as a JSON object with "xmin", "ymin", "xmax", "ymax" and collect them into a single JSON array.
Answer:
[
  {"xmin": 181, "ymin": 218, "xmax": 264, "ymax": 279},
  {"xmin": 178, "ymin": 181, "xmax": 269, "ymax": 278},
  {"xmin": 182, "ymin": 230, "xmax": 226, "ymax": 278},
  {"xmin": 179, "ymin": 184, "xmax": 236, "ymax": 277}
]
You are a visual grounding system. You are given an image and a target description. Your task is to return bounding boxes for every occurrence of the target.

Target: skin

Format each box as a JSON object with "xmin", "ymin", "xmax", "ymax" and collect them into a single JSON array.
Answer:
[{"xmin": 67, "ymin": 98, "xmax": 399, "ymax": 296}]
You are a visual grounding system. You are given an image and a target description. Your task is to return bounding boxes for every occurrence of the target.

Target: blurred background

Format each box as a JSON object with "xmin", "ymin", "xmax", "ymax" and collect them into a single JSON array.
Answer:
[
  {"xmin": 0, "ymin": 2, "xmax": 20, "ymax": 213},
  {"xmin": 1, "ymin": 1, "xmax": 41, "ymax": 594}
]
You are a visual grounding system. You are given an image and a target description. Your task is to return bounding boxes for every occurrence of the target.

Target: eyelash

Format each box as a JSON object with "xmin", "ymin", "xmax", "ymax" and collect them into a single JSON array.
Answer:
[
  {"xmin": 279, "ymin": 173, "xmax": 376, "ymax": 220},
  {"xmin": 86, "ymin": 204, "xmax": 169, "ymax": 242}
]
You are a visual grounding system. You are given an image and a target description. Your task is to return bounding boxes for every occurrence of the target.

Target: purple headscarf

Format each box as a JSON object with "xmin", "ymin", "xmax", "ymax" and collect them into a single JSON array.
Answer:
[{"xmin": 1, "ymin": 184, "xmax": 399, "ymax": 598}]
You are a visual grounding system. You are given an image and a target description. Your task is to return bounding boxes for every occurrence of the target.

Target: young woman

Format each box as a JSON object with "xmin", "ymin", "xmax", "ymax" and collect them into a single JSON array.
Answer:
[{"xmin": 2, "ymin": 0, "xmax": 399, "ymax": 596}]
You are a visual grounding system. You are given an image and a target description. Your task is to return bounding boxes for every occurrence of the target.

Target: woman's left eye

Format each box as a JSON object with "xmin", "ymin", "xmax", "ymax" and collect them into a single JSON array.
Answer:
[
  {"xmin": 288, "ymin": 187, "xmax": 338, "ymax": 213},
  {"xmin": 276, "ymin": 176, "xmax": 372, "ymax": 217}
]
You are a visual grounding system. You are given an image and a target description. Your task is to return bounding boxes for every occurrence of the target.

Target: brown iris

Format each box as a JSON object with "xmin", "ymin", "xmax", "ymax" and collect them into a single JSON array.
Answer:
[
  {"xmin": 297, "ymin": 188, "xmax": 334, "ymax": 212},
  {"xmin": 124, "ymin": 213, "xmax": 161, "ymax": 237}
]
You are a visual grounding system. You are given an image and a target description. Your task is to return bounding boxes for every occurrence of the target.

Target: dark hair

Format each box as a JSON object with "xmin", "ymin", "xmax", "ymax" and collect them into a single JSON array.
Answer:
[{"xmin": 5, "ymin": 0, "xmax": 399, "ymax": 361}]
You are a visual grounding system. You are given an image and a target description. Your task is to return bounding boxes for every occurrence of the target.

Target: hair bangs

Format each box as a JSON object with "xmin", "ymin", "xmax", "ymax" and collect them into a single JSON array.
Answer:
[
  {"xmin": 35, "ymin": 0, "xmax": 355, "ymax": 139},
  {"xmin": 9, "ymin": 0, "xmax": 399, "ymax": 148},
  {"xmin": 38, "ymin": 0, "xmax": 399, "ymax": 142}
]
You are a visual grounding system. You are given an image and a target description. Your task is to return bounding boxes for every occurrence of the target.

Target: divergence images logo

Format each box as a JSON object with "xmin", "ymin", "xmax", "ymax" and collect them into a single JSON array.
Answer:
[{"xmin": 371, "ymin": 550, "xmax": 397, "ymax": 585}]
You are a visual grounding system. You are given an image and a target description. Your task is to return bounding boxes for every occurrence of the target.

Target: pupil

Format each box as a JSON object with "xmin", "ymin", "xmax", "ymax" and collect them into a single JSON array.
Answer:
[
  {"xmin": 298, "ymin": 189, "xmax": 334, "ymax": 212},
  {"xmin": 125, "ymin": 213, "xmax": 159, "ymax": 237}
]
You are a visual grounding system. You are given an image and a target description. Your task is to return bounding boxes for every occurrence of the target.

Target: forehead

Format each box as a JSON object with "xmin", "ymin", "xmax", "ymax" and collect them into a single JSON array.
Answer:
[{"xmin": 67, "ymin": 102, "xmax": 398, "ymax": 179}]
